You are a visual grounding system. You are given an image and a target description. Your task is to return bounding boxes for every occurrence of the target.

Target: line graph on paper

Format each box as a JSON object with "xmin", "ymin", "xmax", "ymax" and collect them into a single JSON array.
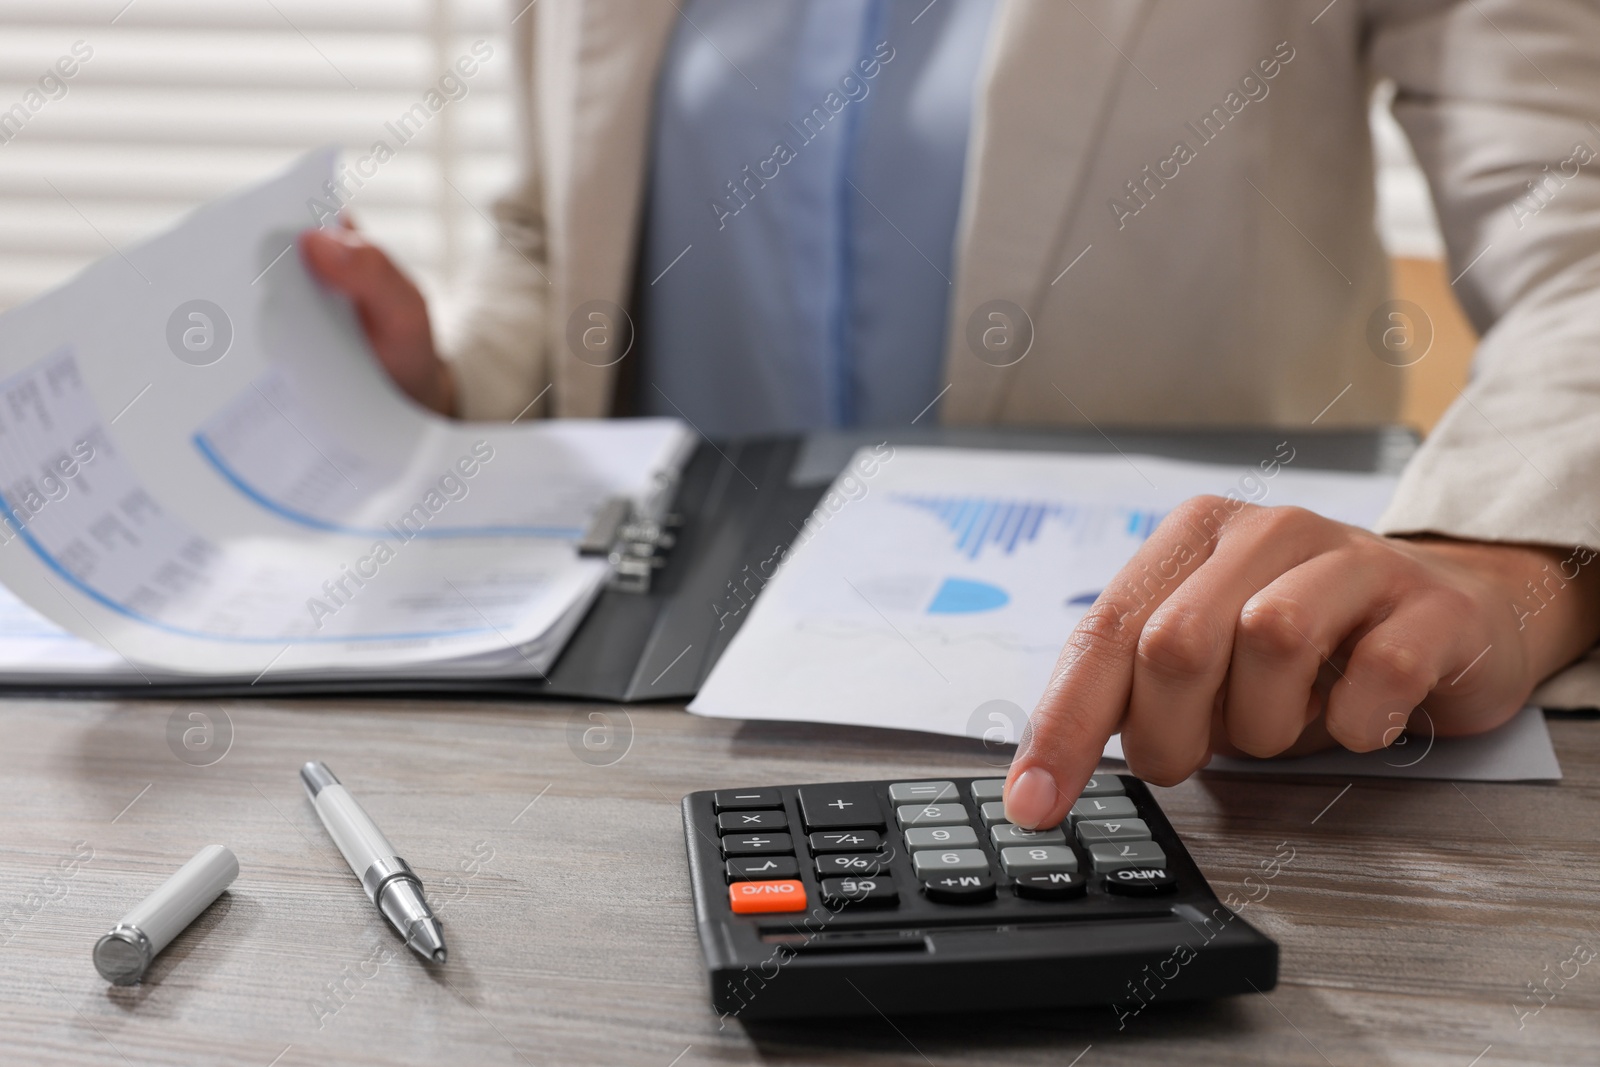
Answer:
[{"xmin": 891, "ymin": 495, "xmax": 1166, "ymax": 561}]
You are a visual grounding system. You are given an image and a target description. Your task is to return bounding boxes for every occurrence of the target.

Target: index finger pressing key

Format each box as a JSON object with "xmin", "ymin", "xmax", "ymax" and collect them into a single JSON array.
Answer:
[{"xmin": 1003, "ymin": 496, "xmax": 1234, "ymax": 828}]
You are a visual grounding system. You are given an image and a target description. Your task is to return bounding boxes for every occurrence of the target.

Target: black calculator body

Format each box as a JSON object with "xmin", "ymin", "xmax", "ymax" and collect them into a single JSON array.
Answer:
[{"xmin": 682, "ymin": 775, "xmax": 1277, "ymax": 1020}]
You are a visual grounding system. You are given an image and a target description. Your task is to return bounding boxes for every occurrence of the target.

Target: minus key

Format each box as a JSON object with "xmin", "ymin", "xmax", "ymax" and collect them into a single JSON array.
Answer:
[{"xmin": 715, "ymin": 789, "xmax": 784, "ymax": 811}]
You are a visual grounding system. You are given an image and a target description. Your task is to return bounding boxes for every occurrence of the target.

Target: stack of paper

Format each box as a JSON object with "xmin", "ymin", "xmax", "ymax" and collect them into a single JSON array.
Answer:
[{"xmin": 0, "ymin": 150, "xmax": 692, "ymax": 683}]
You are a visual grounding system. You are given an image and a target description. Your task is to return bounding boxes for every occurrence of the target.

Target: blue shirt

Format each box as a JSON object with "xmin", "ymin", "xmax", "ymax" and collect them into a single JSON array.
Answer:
[{"xmin": 638, "ymin": 0, "xmax": 998, "ymax": 437}]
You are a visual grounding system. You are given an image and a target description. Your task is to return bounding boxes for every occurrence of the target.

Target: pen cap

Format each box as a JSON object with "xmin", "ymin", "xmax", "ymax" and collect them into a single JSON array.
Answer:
[{"xmin": 94, "ymin": 844, "xmax": 239, "ymax": 985}]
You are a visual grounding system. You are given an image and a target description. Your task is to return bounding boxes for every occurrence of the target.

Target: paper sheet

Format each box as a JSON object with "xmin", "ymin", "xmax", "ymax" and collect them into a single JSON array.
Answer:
[
  {"xmin": 0, "ymin": 148, "xmax": 693, "ymax": 679},
  {"xmin": 689, "ymin": 446, "xmax": 1561, "ymax": 782}
]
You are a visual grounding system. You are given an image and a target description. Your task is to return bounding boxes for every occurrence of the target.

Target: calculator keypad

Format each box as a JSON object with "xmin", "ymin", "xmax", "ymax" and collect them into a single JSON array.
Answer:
[
  {"xmin": 706, "ymin": 773, "xmax": 1175, "ymax": 921},
  {"xmin": 690, "ymin": 775, "xmax": 1278, "ymax": 1020}
]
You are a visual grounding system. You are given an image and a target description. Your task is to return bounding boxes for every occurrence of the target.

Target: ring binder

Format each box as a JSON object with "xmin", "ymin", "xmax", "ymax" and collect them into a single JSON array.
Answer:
[{"xmin": 579, "ymin": 496, "xmax": 683, "ymax": 594}]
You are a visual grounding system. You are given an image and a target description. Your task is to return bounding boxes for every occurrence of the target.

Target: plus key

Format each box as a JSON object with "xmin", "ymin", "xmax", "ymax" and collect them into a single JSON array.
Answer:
[{"xmin": 797, "ymin": 784, "xmax": 886, "ymax": 831}]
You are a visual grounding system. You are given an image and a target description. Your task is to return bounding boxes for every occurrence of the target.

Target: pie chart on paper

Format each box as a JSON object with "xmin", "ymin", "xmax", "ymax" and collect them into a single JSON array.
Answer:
[{"xmin": 926, "ymin": 577, "xmax": 1010, "ymax": 614}]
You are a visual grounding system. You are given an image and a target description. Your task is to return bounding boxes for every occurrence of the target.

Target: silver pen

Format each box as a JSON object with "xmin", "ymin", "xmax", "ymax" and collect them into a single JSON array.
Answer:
[{"xmin": 300, "ymin": 761, "xmax": 446, "ymax": 964}]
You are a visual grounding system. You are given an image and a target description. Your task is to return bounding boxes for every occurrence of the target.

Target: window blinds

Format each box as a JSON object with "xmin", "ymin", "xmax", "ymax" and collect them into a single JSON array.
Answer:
[{"xmin": 0, "ymin": 0, "xmax": 515, "ymax": 312}]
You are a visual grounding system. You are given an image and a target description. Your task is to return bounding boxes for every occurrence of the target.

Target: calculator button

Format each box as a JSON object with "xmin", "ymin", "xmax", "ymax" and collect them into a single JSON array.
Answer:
[
  {"xmin": 714, "ymin": 788, "xmax": 783, "ymax": 811},
  {"xmin": 1014, "ymin": 869, "xmax": 1089, "ymax": 900},
  {"xmin": 819, "ymin": 877, "xmax": 899, "ymax": 909},
  {"xmin": 808, "ymin": 830, "xmax": 882, "ymax": 853},
  {"xmin": 1104, "ymin": 867, "xmax": 1178, "ymax": 896},
  {"xmin": 911, "ymin": 849, "xmax": 989, "ymax": 877},
  {"xmin": 970, "ymin": 779, "xmax": 1006, "ymax": 802},
  {"xmin": 1089, "ymin": 841, "xmax": 1167, "ymax": 872},
  {"xmin": 725, "ymin": 856, "xmax": 800, "ymax": 882},
  {"xmin": 921, "ymin": 872, "xmax": 996, "ymax": 903},
  {"xmin": 798, "ymin": 785, "xmax": 885, "ymax": 830},
  {"xmin": 718, "ymin": 810, "xmax": 788, "ymax": 833},
  {"xmin": 888, "ymin": 781, "xmax": 959, "ymax": 804},
  {"xmin": 1000, "ymin": 846, "xmax": 1079, "ymax": 876},
  {"xmin": 728, "ymin": 879, "xmax": 807, "ymax": 914},
  {"xmin": 1076, "ymin": 818, "xmax": 1151, "ymax": 845},
  {"xmin": 1069, "ymin": 796, "xmax": 1137, "ymax": 824},
  {"xmin": 978, "ymin": 801, "xmax": 1012, "ymax": 826},
  {"xmin": 904, "ymin": 825, "xmax": 979, "ymax": 850},
  {"xmin": 990, "ymin": 824, "xmax": 1066, "ymax": 848},
  {"xmin": 896, "ymin": 804, "xmax": 969, "ymax": 828},
  {"xmin": 815, "ymin": 852, "xmax": 893, "ymax": 877},
  {"xmin": 721, "ymin": 833, "xmax": 793, "ymax": 856},
  {"xmin": 1080, "ymin": 775, "xmax": 1127, "ymax": 798}
]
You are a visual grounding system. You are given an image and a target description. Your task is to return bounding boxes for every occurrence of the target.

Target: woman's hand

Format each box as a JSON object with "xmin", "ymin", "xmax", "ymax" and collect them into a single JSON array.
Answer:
[
  {"xmin": 1003, "ymin": 495, "xmax": 1600, "ymax": 828},
  {"xmin": 298, "ymin": 223, "xmax": 457, "ymax": 416}
]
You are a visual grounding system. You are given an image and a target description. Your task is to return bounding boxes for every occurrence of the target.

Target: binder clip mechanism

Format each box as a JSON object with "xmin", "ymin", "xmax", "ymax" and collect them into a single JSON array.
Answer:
[{"xmin": 578, "ymin": 497, "xmax": 681, "ymax": 594}]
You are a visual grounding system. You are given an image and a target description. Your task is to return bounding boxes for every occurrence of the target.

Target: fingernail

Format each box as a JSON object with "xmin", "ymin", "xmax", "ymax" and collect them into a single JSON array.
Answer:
[
  {"xmin": 301, "ymin": 231, "xmax": 344, "ymax": 268},
  {"xmin": 1005, "ymin": 767, "xmax": 1058, "ymax": 829},
  {"xmin": 327, "ymin": 230, "xmax": 359, "ymax": 260}
]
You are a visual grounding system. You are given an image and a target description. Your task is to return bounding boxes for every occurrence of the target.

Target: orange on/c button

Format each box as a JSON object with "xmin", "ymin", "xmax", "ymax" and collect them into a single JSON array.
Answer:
[{"xmin": 729, "ymin": 879, "xmax": 808, "ymax": 914}]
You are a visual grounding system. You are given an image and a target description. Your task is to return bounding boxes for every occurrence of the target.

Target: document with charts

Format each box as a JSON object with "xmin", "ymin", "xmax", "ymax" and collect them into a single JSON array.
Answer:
[
  {"xmin": 690, "ymin": 447, "xmax": 1561, "ymax": 782},
  {"xmin": 0, "ymin": 149, "xmax": 693, "ymax": 681}
]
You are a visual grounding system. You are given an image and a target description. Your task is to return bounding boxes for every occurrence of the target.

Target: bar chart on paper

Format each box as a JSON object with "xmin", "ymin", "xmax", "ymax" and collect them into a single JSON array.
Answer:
[
  {"xmin": 693, "ymin": 446, "xmax": 1402, "ymax": 741},
  {"xmin": 893, "ymin": 494, "xmax": 1166, "ymax": 560}
]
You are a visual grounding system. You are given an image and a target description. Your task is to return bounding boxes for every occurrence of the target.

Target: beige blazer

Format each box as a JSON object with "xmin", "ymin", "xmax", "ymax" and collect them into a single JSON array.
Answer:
[{"xmin": 442, "ymin": 0, "xmax": 1600, "ymax": 706}]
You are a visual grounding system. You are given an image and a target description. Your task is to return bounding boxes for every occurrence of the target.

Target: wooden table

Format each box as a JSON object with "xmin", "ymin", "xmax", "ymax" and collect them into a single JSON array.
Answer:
[{"xmin": 0, "ymin": 696, "xmax": 1595, "ymax": 1066}]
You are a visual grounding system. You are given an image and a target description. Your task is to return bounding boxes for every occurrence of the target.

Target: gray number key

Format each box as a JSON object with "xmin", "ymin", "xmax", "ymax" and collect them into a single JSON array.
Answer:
[
  {"xmin": 897, "ymin": 804, "xmax": 969, "ymax": 828},
  {"xmin": 1089, "ymin": 841, "xmax": 1167, "ymax": 872},
  {"xmin": 904, "ymin": 825, "xmax": 978, "ymax": 850},
  {"xmin": 1069, "ymin": 796, "xmax": 1136, "ymax": 824},
  {"xmin": 1080, "ymin": 774, "xmax": 1126, "ymax": 798},
  {"xmin": 1076, "ymin": 818, "xmax": 1151, "ymax": 845},
  {"xmin": 1000, "ymin": 846, "xmax": 1078, "ymax": 876},
  {"xmin": 912, "ymin": 849, "xmax": 989, "ymax": 877},
  {"xmin": 991, "ymin": 824, "xmax": 1066, "ymax": 847}
]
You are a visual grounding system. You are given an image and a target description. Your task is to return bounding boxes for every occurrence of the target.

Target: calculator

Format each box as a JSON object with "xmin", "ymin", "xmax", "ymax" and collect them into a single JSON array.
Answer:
[{"xmin": 681, "ymin": 774, "xmax": 1277, "ymax": 1020}]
